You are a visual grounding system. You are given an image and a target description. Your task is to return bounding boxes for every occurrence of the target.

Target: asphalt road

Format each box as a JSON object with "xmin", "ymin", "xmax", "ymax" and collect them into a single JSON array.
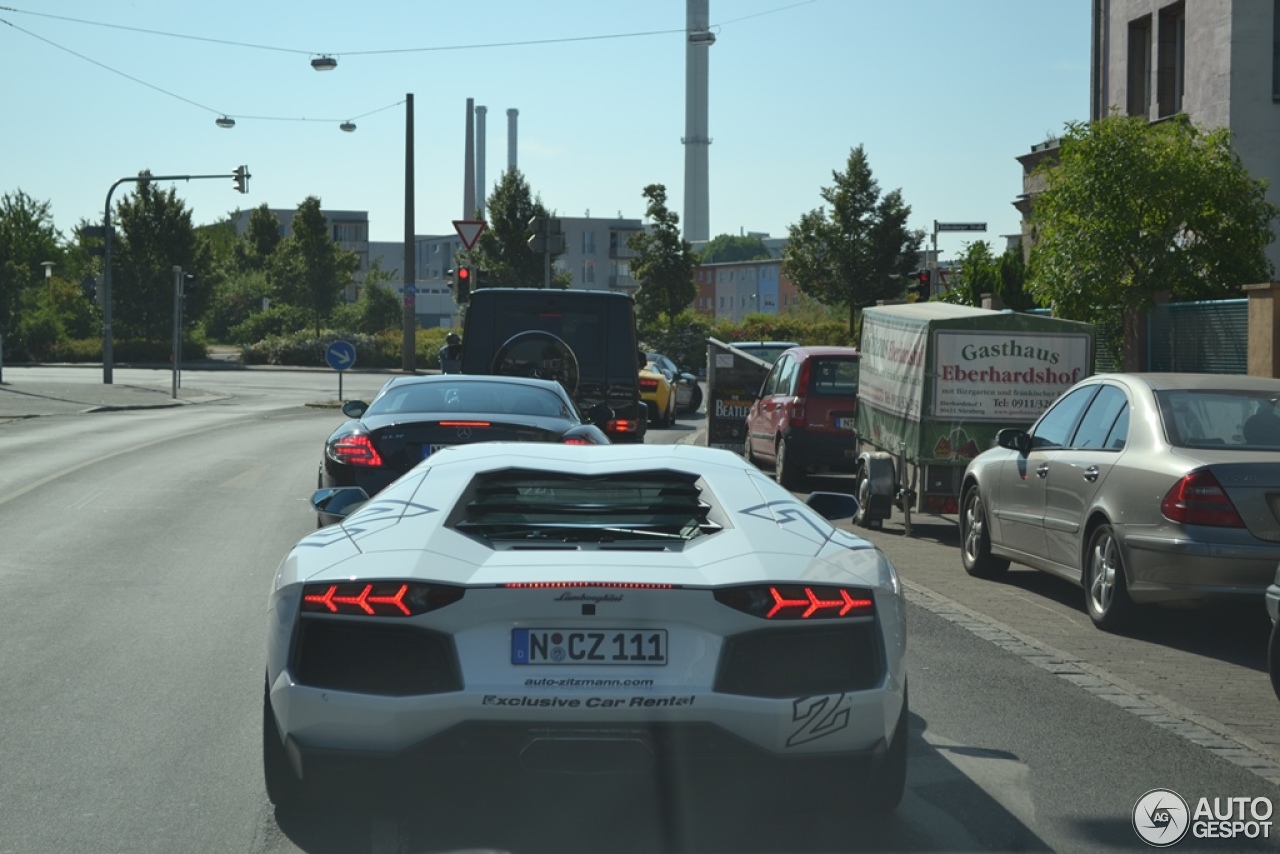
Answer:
[{"xmin": 2, "ymin": 367, "xmax": 1278, "ymax": 852}]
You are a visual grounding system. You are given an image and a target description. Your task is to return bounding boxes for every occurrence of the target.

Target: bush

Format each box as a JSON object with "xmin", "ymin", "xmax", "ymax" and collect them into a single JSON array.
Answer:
[
  {"xmin": 241, "ymin": 326, "xmax": 459, "ymax": 370},
  {"xmin": 228, "ymin": 303, "xmax": 312, "ymax": 345}
]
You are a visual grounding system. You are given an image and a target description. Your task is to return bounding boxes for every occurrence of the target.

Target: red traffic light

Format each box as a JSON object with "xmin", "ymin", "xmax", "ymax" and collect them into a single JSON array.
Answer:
[
  {"xmin": 917, "ymin": 270, "xmax": 930, "ymax": 284},
  {"xmin": 457, "ymin": 268, "xmax": 471, "ymax": 282}
]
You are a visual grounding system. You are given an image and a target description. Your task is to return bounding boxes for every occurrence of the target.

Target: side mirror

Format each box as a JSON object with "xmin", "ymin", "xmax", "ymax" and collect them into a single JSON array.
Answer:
[
  {"xmin": 996, "ymin": 428, "xmax": 1030, "ymax": 455},
  {"xmin": 679, "ymin": 372, "xmax": 697, "ymax": 384},
  {"xmin": 341, "ymin": 400, "xmax": 369, "ymax": 418},
  {"xmin": 311, "ymin": 486, "xmax": 370, "ymax": 521},
  {"xmin": 805, "ymin": 491, "xmax": 859, "ymax": 521}
]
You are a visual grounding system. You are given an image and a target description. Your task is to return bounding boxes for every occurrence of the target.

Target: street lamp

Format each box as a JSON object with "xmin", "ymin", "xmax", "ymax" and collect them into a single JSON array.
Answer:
[
  {"xmin": 215, "ymin": 115, "xmax": 236, "ymax": 129},
  {"xmin": 311, "ymin": 55, "xmax": 338, "ymax": 71},
  {"xmin": 41, "ymin": 261, "xmax": 54, "ymax": 282},
  {"xmin": 340, "ymin": 121, "xmax": 356, "ymax": 132}
]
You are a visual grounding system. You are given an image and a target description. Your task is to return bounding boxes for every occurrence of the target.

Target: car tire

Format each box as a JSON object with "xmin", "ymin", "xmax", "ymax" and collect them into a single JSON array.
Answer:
[
  {"xmin": 1083, "ymin": 523, "xmax": 1136, "ymax": 631},
  {"xmin": 744, "ymin": 433, "xmax": 758, "ymax": 467},
  {"xmin": 856, "ymin": 686, "xmax": 909, "ymax": 817},
  {"xmin": 685, "ymin": 384, "xmax": 703, "ymax": 414},
  {"xmin": 775, "ymin": 436, "xmax": 804, "ymax": 491},
  {"xmin": 491, "ymin": 330, "xmax": 581, "ymax": 396},
  {"xmin": 1269, "ymin": 620, "xmax": 1280, "ymax": 701},
  {"xmin": 263, "ymin": 681, "xmax": 306, "ymax": 810},
  {"xmin": 960, "ymin": 486, "xmax": 1009, "ymax": 579}
]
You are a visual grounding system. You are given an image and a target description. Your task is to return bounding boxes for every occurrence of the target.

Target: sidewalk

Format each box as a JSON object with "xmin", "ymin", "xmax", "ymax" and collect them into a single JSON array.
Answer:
[{"xmin": 0, "ymin": 377, "xmax": 227, "ymax": 421}]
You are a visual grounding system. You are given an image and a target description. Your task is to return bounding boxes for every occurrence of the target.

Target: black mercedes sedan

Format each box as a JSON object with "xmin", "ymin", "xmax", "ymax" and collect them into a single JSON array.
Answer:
[{"xmin": 318, "ymin": 375, "xmax": 609, "ymax": 523}]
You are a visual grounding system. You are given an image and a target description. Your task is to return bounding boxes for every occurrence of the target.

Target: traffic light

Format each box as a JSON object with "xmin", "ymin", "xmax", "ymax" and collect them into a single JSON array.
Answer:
[
  {"xmin": 232, "ymin": 165, "xmax": 250, "ymax": 194},
  {"xmin": 474, "ymin": 268, "xmax": 488, "ymax": 288},
  {"xmin": 455, "ymin": 266, "xmax": 471, "ymax": 302},
  {"xmin": 907, "ymin": 269, "xmax": 931, "ymax": 301}
]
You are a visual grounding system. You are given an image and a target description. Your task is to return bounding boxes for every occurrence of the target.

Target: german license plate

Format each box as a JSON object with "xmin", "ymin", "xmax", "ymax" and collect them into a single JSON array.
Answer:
[
  {"xmin": 511, "ymin": 629, "xmax": 668, "ymax": 665},
  {"xmin": 836, "ymin": 417, "xmax": 856, "ymax": 430},
  {"xmin": 421, "ymin": 444, "xmax": 450, "ymax": 459}
]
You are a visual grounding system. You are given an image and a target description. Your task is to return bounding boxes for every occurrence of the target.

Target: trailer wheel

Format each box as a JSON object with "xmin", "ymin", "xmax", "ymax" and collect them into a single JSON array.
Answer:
[
  {"xmin": 960, "ymin": 485, "xmax": 1009, "ymax": 578},
  {"xmin": 853, "ymin": 465, "xmax": 881, "ymax": 529}
]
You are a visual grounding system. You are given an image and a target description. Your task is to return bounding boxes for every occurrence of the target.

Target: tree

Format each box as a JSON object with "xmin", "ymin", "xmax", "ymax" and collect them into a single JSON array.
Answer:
[
  {"xmin": 0, "ymin": 190, "xmax": 63, "ymax": 346},
  {"xmin": 112, "ymin": 181, "xmax": 209, "ymax": 341},
  {"xmin": 700, "ymin": 234, "xmax": 771, "ymax": 264},
  {"xmin": 782, "ymin": 146, "xmax": 923, "ymax": 332},
  {"xmin": 470, "ymin": 169, "xmax": 567, "ymax": 291},
  {"xmin": 995, "ymin": 246, "xmax": 1036, "ymax": 311},
  {"xmin": 270, "ymin": 197, "xmax": 358, "ymax": 336},
  {"xmin": 627, "ymin": 184, "xmax": 699, "ymax": 326},
  {"xmin": 1028, "ymin": 114, "xmax": 1278, "ymax": 356},
  {"xmin": 332, "ymin": 259, "xmax": 401, "ymax": 334},
  {"xmin": 236, "ymin": 204, "xmax": 282, "ymax": 272}
]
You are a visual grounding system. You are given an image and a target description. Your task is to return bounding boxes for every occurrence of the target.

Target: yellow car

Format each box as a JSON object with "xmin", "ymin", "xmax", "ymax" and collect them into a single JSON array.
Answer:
[{"xmin": 639, "ymin": 362, "xmax": 677, "ymax": 428}]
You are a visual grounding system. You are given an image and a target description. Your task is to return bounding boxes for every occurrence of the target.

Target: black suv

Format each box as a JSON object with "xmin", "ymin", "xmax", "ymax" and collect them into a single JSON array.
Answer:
[{"xmin": 459, "ymin": 288, "xmax": 648, "ymax": 442}]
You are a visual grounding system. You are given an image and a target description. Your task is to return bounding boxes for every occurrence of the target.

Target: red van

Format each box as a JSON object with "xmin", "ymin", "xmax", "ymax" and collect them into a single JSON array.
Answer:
[{"xmin": 743, "ymin": 346, "xmax": 861, "ymax": 489}]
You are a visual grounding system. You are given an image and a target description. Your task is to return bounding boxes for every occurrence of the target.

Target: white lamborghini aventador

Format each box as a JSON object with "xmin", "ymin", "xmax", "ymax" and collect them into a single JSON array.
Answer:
[{"xmin": 264, "ymin": 443, "xmax": 907, "ymax": 815}]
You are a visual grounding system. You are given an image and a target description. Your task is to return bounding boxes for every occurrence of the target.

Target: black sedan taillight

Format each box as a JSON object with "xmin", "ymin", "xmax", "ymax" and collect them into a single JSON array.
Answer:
[{"xmin": 327, "ymin": 433, "xmax": 383, "ymax": 467}]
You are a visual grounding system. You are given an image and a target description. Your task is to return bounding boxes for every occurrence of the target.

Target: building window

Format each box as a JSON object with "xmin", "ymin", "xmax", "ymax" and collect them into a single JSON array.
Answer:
[
  {"xmin": 333, "ymin": 222, "xmax": 368, "ymax": 243},
  {"xmin": 1127, "ymin": 15, "xmax": 1153, "ymax": 117},
  {"xmin": 583, "ymin": 259, "xmax": 596, "ymax": 285},
  {"xmin": 582, "ymin": 231, "xmax": 595, "ymax": 254},
  {"xmin": 1157, "ymin": 3, "xmax": 1185, "ymax": 117}
]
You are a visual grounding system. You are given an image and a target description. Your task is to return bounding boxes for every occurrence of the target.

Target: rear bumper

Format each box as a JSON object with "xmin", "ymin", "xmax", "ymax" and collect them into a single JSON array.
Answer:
[
  {"xmin": 783, "ymin": 428, "xmax": 860, "ymax": 471},
  {"xmin": 1124, "ymin": 534, "xmax": 1280, "ymax": 603}
]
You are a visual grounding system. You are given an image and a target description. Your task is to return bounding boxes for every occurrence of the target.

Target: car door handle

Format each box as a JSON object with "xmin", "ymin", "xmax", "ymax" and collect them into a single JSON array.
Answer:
[
  {"xmin": 1036, "ymin": 463, "xmax": 1050, "ymax": 478},
  {"xmin": 1083, "ymin": 465, "xmax": 1100, "ymax": 483}
]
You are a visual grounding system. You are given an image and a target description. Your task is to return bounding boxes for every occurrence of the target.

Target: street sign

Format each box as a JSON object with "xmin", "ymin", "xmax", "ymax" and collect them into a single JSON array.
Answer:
[
  {"xmin": 935, "ymin": 222, "xmax": 987, "ymax": 232},
  {"xmin": 325, "ymin": 340, "xmax": 357, "ymax": 372},
  {"xmin": 453, "ymin": 220, "xmax": 487, "ymax": 250}
]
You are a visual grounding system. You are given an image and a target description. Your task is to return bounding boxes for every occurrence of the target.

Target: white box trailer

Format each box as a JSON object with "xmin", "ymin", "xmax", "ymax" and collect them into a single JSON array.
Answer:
[{"xmin": 854, "ymin": 303, "xmax": 1095, "ymax": 535}]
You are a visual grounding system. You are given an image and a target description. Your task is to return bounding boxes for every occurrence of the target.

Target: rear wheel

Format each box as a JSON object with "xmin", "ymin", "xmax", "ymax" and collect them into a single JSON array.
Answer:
[
  {"xmin": 775, "ymin": 436, "xmax": 804, "ymax": 491},
  {"xmin": 857, "ymin": 688, "xmax": 909, "ymax": 816},
  {"xmin": 853, "ymin": 465, "xmax": 881, "ymax": 529},
  {"xmin": 263, "ymin": 682, "xmax": 305, "ymax": 810},
  {"xmin": 1084, "ymin": 523, "xmax": 1135, "ymax": 631},
  {"xmin": 960, "ymin": 486, "xmax": 1009, "ymax": 579}
]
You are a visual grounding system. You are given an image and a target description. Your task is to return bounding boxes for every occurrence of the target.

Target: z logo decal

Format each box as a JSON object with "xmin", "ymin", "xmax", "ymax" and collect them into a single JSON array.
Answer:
[{"xmin": 786, "ymin": 694, "xmax": 852, "ymax": 747}]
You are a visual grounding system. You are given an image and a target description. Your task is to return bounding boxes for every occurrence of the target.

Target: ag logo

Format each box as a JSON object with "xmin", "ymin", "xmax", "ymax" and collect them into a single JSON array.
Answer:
[{"xmin": 1133, "ymin": 788, "xmax": 1189, "ymax": 847}]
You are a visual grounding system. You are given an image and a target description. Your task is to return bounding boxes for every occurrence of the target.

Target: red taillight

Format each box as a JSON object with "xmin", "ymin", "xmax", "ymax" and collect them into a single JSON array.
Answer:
[
  {"xmin": 607, "ymin": 419, "xmax": 638, "ymax": 434},
  {"xmin": 1160, "ymin": 469, "xmax": 1245, "ymax": 527},
  {"xmin": 714, "ymin": 585, "xmax": 875, "ymax": 620},
  {"xmin": 639, "ymin": 378, "xmax": 659, "ymax": 391},
  {"xmin": 562, "ymin": 437, "xmax": 590, "ymax": 445},
  {"xmin": 789, "ymin": 361, "xmax": 812, "ymax": 428},
  {"xmin": 438, "ymin": 421, "xmax": 491, "ymax": 427},
  {"xmin": 301, "ymin": 581, "xmax": 464, "ymax": 617},
  {"xmin": 329, "ymin": 433, "xmax": 383, "ymax": 467}
]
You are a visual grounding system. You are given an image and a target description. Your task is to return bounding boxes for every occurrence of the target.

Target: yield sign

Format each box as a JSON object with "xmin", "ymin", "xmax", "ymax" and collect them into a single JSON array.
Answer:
[{"xmin": 453, "ymin": 219, "xmax": 487, "ymax": 250}]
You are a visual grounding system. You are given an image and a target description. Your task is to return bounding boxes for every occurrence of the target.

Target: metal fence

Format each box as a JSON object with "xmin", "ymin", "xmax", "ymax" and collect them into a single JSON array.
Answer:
[{"xmin": 1147, "ymin": 299, "xmax": 1248, "ymax": 375}]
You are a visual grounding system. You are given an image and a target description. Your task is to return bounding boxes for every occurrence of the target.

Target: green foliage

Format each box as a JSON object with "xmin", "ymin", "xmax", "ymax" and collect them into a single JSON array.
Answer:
[
  {"xmin": 202, "ymin": 270, "xmax": 273, "ymax": 342},
  {"xmin": 269, "ymin": 196, "xmax": 359, "ymax": 336},
  {"xmin": 237, "ymin": 204, "xmax": 282, "ymax": 271},
  {"xmin": 628, "ymin": 184, "xmax": 699, "ymax": 326},
  {"xmin": 710, "ymin": 314, "xmax": 855, "ymax": 348},
  {"xmin": 112, "ymin": 180, "xmax": 211, "ymax": 341},
  {"xmin": 32, "ymin": 336, "xmax": 207, "ymax": 364},
  {"xmin": 638, "ymin": 311, "xmax": 713, "ymax": 369},
  {"xmin": 331, "ymin": 280, "xmax": 402, "ymax": 335},
  {"xmin": 228, "ymin": 302, "xmax": 311, "ymax": 344},
  {"xmin": 241, "ymin": 326, "xmax": 454, "ymax": 371},
  {"xmin": 783, "ymin": 146, "xmax": 924, "ymax": 333},
  {"xmin": 1029, "ymin": 114, "xmax": 1278, "ymax": 357},
  {"xmin": 996, "ymin": 247, "xmax": 1036, "ymax": 311},
  {"xmin": 470, "ymin": 169, "xmax": 567, "ymax": 291},
  {"xmin": 0, "ymin": 190, "xmax": 63, "ymax": 342},
  {"xmin": 700, "ymin": 234, "xmax": 771, "ymax": 264}
]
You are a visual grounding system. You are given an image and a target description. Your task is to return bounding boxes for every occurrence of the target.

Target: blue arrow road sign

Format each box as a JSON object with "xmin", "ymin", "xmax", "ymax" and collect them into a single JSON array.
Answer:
[{"xmin": 325, "ymin": 340, "xmax": 357, "ymax": 372}]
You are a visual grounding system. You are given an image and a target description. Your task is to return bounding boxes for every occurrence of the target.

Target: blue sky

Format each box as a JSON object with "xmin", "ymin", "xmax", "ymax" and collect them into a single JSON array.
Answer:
[{"xmin": 2, "ymin": 0, "xmax": 1090, "ymax": 263}]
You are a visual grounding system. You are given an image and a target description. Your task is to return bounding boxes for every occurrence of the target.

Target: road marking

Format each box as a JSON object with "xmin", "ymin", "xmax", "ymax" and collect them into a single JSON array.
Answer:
[{"xmin": 904, "ymin": 578, "xmax": 1280, "ymax": 786}]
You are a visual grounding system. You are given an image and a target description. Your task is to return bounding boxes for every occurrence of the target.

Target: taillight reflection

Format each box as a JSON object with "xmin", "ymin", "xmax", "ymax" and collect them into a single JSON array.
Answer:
[
  {"xmin": 301, "ymin": 581, "xmax": 464, "ymax": 617},
  {"xmin": 715, "ymin": 585, "xmax": 875, "ymax": 620}
]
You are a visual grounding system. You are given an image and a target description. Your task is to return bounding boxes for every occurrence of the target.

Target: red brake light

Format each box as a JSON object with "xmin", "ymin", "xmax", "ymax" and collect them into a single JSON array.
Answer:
[
  {"xmin": 438, "ymin": 421, "xmax": 491, "ymax": 427},
  {"xmin": 301, "ymin": 581, "xmax": 464, "ymax": 617},
  {"xmin": 714, "ymin": 585, "xmax": 875, "ymax": 620},
  {"xmin": 503, "ymin": 581, "xmax": 676, "ymax": 589},
  {"xmin": 789, "ymin": 360, "xmax": 811, "ymax": 427},
  {"xmin": 329, "ymin": 433, "xmax": 383, "ymax": 467},
  {"xmin": 562, "ymin": 437, "xmax": 590, "ymax": 445},
  {"xmin": 1160, "ymin": 469, "xmax": 1245, "ymax": 527},
  {"xmin": 607, "ymin": 419, "xmax": 638, "ymax": 434},
  {"xmin": 639, "ymin": 378, "xmax": 659, "ymax": 391}
]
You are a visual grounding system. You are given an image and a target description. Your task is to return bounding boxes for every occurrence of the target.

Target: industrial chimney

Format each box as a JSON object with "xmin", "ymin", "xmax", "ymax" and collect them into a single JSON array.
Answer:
[
  {"xmin": 683, "ymin": 0, "xmax": 714, "ymax": 242},
  {"xmin": 475, "ymin": 105, "xmax": 487, "ymax": 217},
  {"xmin": 507, "ymin": 108, "xmax": 519, "ymax": 173}
]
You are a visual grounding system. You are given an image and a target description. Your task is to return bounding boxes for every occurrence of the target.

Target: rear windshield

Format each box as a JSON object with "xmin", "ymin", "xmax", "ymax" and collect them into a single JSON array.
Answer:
[
  {"xmin": 1157, "ymin": 390, "xmax": 1280, "ymax": 448},
  {"xmin": 369, "ymin": 382, "xmax": 575, "ymax": 420},
  {"xmin": 808, "ymin": 358, "xmax": 860, "ymax": 397}
]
